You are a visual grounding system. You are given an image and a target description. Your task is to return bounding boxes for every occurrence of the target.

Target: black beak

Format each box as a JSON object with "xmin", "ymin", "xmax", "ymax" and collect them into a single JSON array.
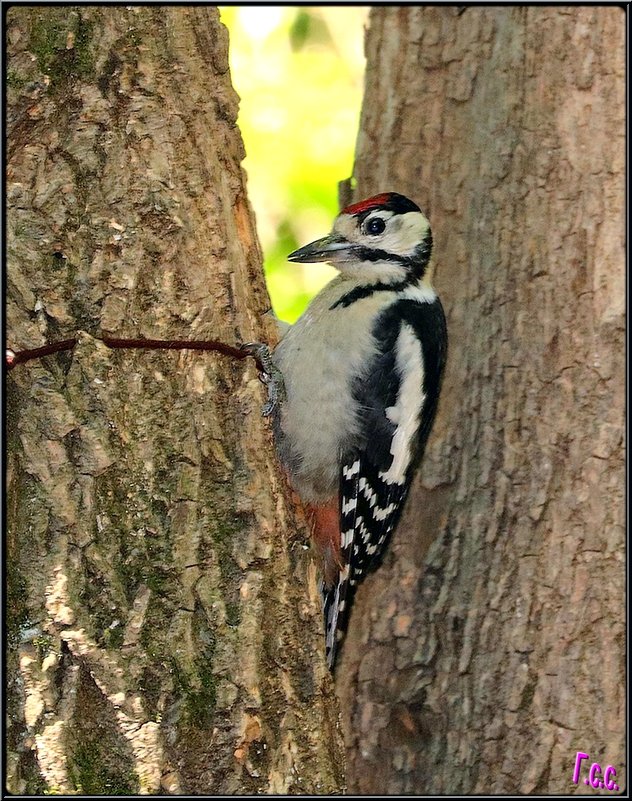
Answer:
[{"xmin": 287, "ymin": 234, "xmax": 353, "ymax": 264}]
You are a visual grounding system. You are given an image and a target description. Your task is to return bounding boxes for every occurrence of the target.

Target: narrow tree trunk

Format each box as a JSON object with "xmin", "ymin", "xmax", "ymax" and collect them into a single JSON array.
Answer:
[
  {"xmin": 6, "ymin": 7, "xmax": 344, "ymax": 794},
  {"xmin": 338, "ymin": 6, "xmax": 625, "ymax": 794}
]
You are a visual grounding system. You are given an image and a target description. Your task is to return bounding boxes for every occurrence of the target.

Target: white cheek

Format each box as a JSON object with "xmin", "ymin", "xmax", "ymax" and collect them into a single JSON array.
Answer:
[{"xmin": 381, "ymin": 212, "xmax": 429, "ymax": 256}]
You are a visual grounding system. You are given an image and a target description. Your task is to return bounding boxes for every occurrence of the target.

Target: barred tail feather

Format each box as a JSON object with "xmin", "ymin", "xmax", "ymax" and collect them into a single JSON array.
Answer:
[{"xmin": 321, "ymin": 453, "xmax": 409, "ymax": 670}]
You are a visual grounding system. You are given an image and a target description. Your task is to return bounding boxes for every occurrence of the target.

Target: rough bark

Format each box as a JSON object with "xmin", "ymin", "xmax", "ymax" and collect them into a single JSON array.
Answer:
[
  {"xmin": 6, "ymin": 6, "xmax": 344, "ymax": 794},
  {"xmin": 338, "ymin": 6, "xmax": 625, "ymax": 794}
]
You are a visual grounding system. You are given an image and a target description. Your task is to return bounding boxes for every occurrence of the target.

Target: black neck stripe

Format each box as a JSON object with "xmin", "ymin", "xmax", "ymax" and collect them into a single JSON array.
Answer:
[{"xmin": 329, "ymin": 280, "xmax": 411, "ymax": 310}]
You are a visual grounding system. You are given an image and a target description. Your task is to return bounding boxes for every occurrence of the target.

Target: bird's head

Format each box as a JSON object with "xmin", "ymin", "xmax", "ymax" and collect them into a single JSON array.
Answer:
[{"xmin": 287, "ymin": 192, "xmax": 432, "ymax": 284}]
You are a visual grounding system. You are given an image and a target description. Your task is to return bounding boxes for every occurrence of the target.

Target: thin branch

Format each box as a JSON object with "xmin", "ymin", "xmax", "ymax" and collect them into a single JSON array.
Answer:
[{"xmin": 6, "ymin": 335, "xmax": 265, "ymax": 373}]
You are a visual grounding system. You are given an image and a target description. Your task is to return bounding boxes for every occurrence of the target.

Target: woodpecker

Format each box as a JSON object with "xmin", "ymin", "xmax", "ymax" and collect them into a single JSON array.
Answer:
[{"xmin": 250, "ymin": 192, "xmax": 447, "ymax": 669}]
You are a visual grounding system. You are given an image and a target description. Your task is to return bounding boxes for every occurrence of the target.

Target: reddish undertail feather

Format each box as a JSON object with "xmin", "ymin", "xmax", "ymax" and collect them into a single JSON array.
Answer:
[
  {"xmin": 308, "ymin": 501, "xmax": 349, "ymax": 669},
  {"xmin": 308, "ymin": 502, "xmax": 342, "ymax": 588},
  {"xmin": 341, "ymin": 193, "xmax": 393, "ymax": 216}
]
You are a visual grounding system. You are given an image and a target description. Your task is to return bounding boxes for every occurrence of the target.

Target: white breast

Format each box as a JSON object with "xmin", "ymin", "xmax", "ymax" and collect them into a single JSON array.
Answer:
[{"xmin": 273, "ymin": 278, "xmax": 391, "ymax": 502}]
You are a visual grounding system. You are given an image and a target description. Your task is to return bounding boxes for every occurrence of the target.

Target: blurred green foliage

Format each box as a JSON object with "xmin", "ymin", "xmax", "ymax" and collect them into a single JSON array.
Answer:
[{"xmin": 219, "ymin": 6, "xmax": 368, "ymax": 322}]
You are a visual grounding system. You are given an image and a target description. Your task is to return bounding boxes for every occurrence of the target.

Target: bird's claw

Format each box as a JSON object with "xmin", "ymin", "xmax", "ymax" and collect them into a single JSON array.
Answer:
[{"xmin": 241, "ymin": 342, "xmax": 286, "ymax": 417}]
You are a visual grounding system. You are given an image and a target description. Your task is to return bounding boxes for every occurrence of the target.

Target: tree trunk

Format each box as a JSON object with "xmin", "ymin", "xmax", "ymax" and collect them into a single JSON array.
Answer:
[
  {"xmin": 338, "ymin": 6, "xmax": 625, "ymax": 794},
  {"xmin": 6, "ymin": 6, "xmax": 344, "ymax": 794}
]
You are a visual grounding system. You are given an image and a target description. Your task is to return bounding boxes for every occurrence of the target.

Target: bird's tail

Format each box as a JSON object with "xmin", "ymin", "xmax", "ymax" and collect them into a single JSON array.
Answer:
[
  {"xmin": 320, "ymin": 564, "xmax": 352, "ymax": 670},
  {"xmin": 321, "ymin": 579, "xmax": 339, "ymax": 670}
]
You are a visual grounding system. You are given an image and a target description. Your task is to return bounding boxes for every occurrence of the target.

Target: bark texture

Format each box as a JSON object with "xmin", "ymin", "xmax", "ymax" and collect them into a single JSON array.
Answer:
[
  {"xmin": 6, "ymin": 7, "xmax": 344, "ymax": 794},
  {"xmin": 338, "ymin": 7, "xmax": 625, "ymax": 794}
]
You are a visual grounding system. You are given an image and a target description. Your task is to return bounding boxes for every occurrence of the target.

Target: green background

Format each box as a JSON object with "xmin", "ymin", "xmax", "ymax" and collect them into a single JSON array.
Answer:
[{"xmin": 220, "ymin": 7, "xmax": 368, "ymax": 322}]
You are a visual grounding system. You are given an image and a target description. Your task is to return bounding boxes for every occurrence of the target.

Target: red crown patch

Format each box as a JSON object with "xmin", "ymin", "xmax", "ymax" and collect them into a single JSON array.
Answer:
[{"xmin": 341, "ymin": 193, "xmax": 393, "ymax": 215}]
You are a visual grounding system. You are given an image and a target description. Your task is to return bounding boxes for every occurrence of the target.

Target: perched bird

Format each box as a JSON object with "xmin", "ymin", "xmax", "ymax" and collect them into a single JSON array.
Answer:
[{"xmin": 251, "ymin": 192, "xmax": 447, "ymax": 669}]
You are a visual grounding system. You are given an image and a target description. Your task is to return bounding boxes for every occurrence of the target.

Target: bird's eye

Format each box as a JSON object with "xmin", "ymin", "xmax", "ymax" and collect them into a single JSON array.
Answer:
[{"xmin": 365, "ymin": 217, "xmax": 386, "ymax": 235}]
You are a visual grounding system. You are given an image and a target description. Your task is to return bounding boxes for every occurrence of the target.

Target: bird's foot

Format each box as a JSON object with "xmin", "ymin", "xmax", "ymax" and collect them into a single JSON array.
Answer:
[{"xmin": 241, "ymin": 342, "xmax": 286, "ymax": 417}]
